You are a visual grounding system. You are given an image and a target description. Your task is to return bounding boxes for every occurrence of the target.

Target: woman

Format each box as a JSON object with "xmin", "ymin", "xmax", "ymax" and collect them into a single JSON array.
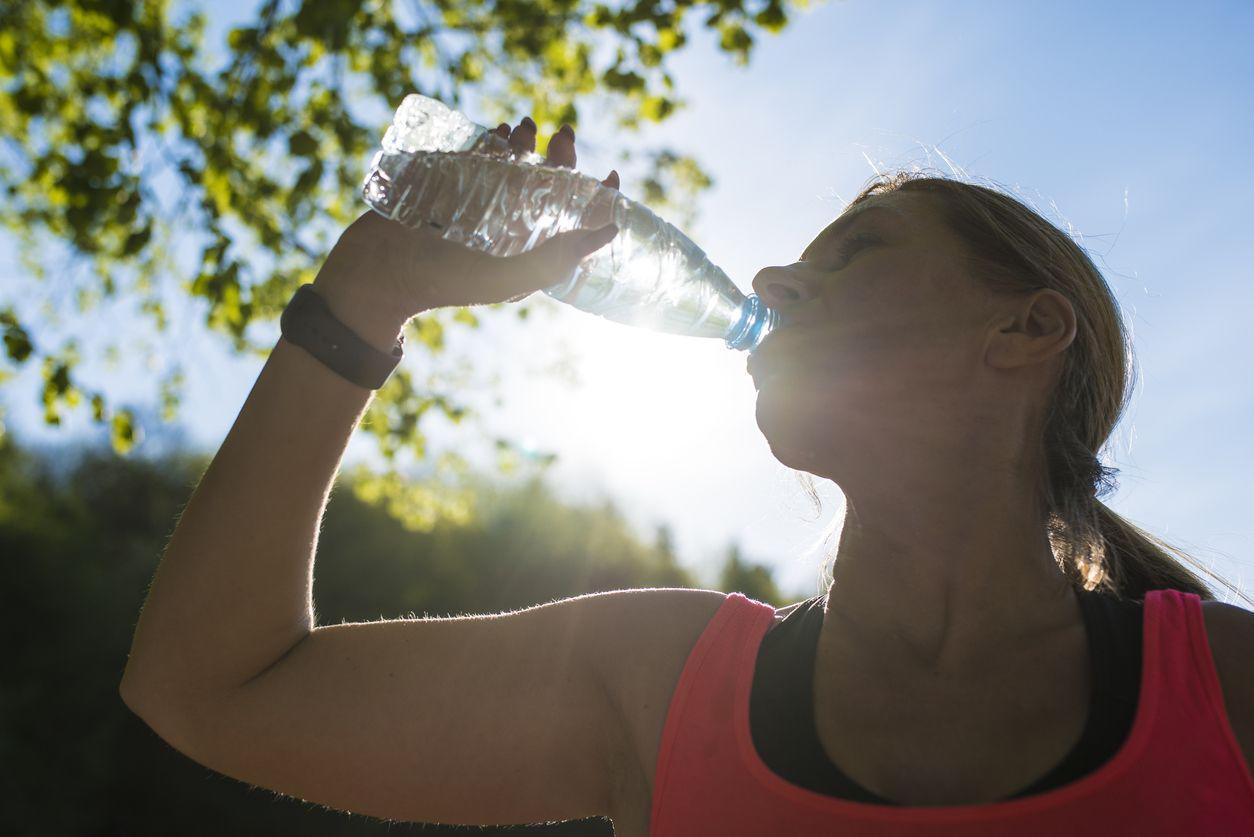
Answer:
[{"xmin": 120, "ymin": 116, "xmax": 1254, "ymax": 834}]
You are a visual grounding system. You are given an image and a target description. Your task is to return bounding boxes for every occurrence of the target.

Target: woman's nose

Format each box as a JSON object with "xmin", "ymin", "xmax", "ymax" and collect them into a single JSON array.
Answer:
[{"xmin": 751, "ymin": 265, "xmax": 814, "ymax": 307}]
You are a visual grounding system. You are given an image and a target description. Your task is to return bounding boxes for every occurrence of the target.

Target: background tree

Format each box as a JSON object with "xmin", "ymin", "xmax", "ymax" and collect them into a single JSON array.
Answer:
[
  {"xmin": 0, "ymin": 0, "xmax": 815, "ymax": 528},
  {"xmin": 718, "ymin": 541, "xmax": 787, "ymax": 605}
]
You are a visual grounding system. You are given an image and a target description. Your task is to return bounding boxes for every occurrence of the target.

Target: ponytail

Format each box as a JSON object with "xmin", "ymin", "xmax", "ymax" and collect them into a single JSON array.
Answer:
[{"xmin": 1092, "ymin": 502, "xmax": 1246, "ymax": 603}]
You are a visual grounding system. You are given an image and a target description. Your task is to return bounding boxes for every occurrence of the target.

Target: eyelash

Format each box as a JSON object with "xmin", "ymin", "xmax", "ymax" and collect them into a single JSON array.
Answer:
[
  {"xmin": 831, "ymin": 232, "xmax": 881, "ymax": 266},
  {"xmin": 803, "ymin": 231, "xmax": 882, "ymax": 270}
]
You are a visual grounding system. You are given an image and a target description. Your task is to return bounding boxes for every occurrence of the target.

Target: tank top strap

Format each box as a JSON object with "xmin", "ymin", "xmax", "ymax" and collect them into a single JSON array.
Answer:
[
  {"xmin": 1142, "ymin": 588, "xmax": 1254, "ymax": 801},
  {"xmin": 651, "ymin": 592, "xmax": 775, "ymax": 827}
]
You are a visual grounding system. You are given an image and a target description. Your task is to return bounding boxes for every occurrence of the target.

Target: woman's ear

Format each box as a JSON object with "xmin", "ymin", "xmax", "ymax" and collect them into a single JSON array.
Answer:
[{"xmin": 985, "ymin": 289, "xmax": 1077, "ymax": 370}]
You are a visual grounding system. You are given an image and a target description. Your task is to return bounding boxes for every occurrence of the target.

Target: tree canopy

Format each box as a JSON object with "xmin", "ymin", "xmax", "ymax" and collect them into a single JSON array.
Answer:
[{"xmin": 0, "ymin": 0, "xmax": 815, "ymax": 528}]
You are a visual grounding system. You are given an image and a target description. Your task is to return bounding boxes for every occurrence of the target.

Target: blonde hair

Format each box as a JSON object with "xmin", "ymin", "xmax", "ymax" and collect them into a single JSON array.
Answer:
[{"xmin": 804, "ymin": 171, "xmax": 1249, "ymax": 605}]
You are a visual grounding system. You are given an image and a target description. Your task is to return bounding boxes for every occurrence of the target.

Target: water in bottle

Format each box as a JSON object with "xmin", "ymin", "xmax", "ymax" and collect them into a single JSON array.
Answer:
[{"xmin": 361, "ymin": 94, "xmax": 776, "ymax": 351}]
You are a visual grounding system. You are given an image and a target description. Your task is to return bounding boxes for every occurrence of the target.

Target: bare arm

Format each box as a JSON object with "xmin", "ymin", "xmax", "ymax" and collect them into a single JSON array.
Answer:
[
  {"xmin": 118, "ymin": 292, "xmax": 398, "ymax": 704},
  {"xmin": 119, "ymin": 117, "xmax": 657, "ymax": 826},
  {"xmin": 117, "ymin": 265, "xmax": 628, "ymax": 824},
  {"xmin": 119, "ymin": 114, "xmax": 601, "ymax": 703}
]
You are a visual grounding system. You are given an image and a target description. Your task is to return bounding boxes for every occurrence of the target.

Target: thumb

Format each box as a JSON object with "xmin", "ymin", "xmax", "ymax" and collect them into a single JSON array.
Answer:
[
  {"xmin": 548, "ymin": 222, "xmax": 619, "ymax": 265},
  {"xmin": 505, "ymin": 223, "xmax": 618, "ymax": 297}
]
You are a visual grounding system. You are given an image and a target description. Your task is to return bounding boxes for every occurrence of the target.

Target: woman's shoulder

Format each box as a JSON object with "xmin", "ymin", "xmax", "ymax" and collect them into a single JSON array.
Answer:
[
  {"xmin": 583, "ymin": 586, "xmax": 811, "ymax": 718},
  {"xmin": 577, "ymin": 588, "xmax": 731, "ymax": 819},
  {"xmin": 583, "ymin": 587, "xmax": 730, "ymax": 682},
  {"xmin": 583, "ymin": 587, "xmax": 824, "ymax": 828}
]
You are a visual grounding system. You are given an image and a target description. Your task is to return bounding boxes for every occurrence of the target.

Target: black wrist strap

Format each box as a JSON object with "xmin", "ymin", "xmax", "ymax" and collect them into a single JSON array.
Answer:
[{"xmin": 280, "ymin": 285, "xmax": 404, "ymax": 390}]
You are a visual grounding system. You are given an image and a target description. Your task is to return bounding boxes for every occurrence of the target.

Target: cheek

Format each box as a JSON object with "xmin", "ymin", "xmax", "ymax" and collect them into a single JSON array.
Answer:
[
  {"xmin": 755, "ymin": 297, "xmax": 979, "ymax": 428},
  {"xmin": 814, "ymin": 288, "xmax": 973, "ymax": 386}
]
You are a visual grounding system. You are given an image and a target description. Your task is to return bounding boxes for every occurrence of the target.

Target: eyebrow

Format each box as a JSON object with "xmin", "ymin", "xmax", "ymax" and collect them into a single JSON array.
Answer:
[{"xmin": 799, "ymin": 205, "xmax": 904, "ymax": 262}]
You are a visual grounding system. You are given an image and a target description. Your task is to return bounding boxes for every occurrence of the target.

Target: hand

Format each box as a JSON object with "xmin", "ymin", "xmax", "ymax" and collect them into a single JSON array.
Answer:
[{"xmin": 313, "ymin": 116, "xmax": 621, "ymax": 331}]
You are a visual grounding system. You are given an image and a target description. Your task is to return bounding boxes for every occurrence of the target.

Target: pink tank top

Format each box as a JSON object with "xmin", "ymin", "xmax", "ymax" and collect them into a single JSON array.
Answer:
[{"xmin": 649, "ymin": 589, "xmax": 1254, "ymax": 836}]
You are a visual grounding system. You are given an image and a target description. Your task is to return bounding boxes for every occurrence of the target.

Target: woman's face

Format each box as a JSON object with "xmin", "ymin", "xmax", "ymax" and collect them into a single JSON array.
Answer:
[{"xmin": 747, "ymin": 190, "xmax": 1005, "ymax": 475}]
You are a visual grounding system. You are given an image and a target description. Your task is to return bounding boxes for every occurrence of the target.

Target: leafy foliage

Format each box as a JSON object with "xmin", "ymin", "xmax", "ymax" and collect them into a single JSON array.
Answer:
[{"xmin": 0, "ymin": 0, "xmax": 814, "ymax": 525}]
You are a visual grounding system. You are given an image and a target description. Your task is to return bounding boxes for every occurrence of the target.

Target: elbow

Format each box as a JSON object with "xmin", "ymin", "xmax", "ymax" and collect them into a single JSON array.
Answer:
[
  {"xmin": 118, "ymin": 669, "xmax": 173, "ymax": 734},
  {"xmin": 119, "ymin": 660, "xmax": 192, "ymax": 726},
  {"xmin": 118, "ymin": 671, "xmax": 205, "ymax": 757},
  {"xmin": 118, "ymin": 649, "xmax": 204, "ymax": 721},
  {"xmin": 118, "ymin": 654, "xmax": 164, "ymax": 718},
  {"xmin": 118, "ymin": 670, "xmax": 152, "ymax": 718}
]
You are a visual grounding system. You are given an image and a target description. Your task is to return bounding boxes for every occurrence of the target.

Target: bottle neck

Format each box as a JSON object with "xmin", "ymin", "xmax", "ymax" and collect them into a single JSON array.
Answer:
[{"xmin": 725, "ymin": 294, "xmax": 776, "ymax": 351}]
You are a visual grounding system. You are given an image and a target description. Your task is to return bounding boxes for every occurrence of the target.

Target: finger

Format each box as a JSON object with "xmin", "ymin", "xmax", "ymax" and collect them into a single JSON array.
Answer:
[
  {"xmin": 495, "ymin": 123, "xmax": 510, "ymax": 139},
  {"xmin": 545, "ymin": 124, "xmax": 576, "ymax": 168},
  {"xmin": 509, "ymin": 116, "xmax": 537, "ymax": 154},
  {"xmin": 602, "ymin": 169, "xmax": 620, "ymax": 190}
]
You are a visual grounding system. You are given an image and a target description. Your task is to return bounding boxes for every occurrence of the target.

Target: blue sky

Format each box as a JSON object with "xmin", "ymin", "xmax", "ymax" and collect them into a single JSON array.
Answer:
[{"xmin": 3, "ymin": 0, "xmax": 1252, "ymax": 600}]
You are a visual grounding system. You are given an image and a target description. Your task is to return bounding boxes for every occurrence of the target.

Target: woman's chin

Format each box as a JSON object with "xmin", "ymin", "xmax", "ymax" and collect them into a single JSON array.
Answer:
[
  {"xmin": 754, "ymin": 380, "xmax": 830, "ymax": 426},
  {"xmin": 755, "ymin": 401, "xmax": 831, "ymax": 470},
  {"xmin": 765, "ymin": 436, "xmax": 832, "ymax": 474}
]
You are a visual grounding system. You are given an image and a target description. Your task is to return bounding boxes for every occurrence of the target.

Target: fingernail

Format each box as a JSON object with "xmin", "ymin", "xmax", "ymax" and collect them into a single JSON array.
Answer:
[
  {"xmin": 522, "ymin": 116, "xmax": 536, "ymax": 129},
  {"xmin": 559, "ymin": 124, "xmax": 574, "ymax": 136}
]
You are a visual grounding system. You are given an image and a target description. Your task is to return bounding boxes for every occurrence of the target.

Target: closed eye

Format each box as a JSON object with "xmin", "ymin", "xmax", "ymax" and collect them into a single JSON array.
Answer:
[
  {"xmin": 807, "ymin": 231, "xmax": 882, "ymax": 271},
  {"xmin": 836, "ymin": 231, "xmax": 881, "ymax": 263}
]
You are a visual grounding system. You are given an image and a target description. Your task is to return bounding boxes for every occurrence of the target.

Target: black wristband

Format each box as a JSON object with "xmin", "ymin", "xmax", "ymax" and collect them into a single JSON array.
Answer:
[{"xmin": 280, "ymin": 285, "xmax": 404, "ymax": 390}]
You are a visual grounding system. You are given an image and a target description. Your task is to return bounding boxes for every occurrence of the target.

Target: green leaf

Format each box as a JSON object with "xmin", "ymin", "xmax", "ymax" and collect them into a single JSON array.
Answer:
[
  {"xmin": 641, "ymin": 95, "xmax": 676, "ymax": 122},
  {"xmin": 159, "ymin": 369, "xmax": 183, "ymax": 421},
  {"xmin": 110, "ymin": 409, "xmax": 139, "ymax": 455},
  {"xmin": 121, "ymin": 223, "xmax": 152, "ymax": 257},
  {"xmin": 411, "ymin": 315, "xmax": 445, "ymax": 352},
  {"xmin": 292, "ymin": 160, "xmax": 324, "ymax": 196},
  {"xmin": 657, "ymin": 27, "xmax": 686, "ymax": 52},
  {"xmin": 755, "ymin": 2, "xmax": 789, "ymax": 33},
  {"xmin": 456, "ymin": 51, "xmax": 484, "ymax": 82},
  {"xmin": 202, "ymin": 166, "xmax": 232, "ymax": 215},
  {"xmin": 718, "ymin": 23, "xmax": 754, "ymax": 61},
  {"xmin": 1, "ymin": 310, "xmax": 34, "ymax": 363},
  {"xmin": 602, "ymin": 67, "xmax": 646, "ymax": 93},
  {"xmin": 288, "ymin": 129, "xmax": 318, "ymax": 156},
  {"xmin": 227, "ymin": 27, "xmax": 256, "ymax": 51}
]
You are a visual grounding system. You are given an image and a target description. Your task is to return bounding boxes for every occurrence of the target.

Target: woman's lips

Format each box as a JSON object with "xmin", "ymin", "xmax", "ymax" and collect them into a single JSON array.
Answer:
[{"xmin": 748, "ymin": 326, "xmax": 836, "ymax": 391}]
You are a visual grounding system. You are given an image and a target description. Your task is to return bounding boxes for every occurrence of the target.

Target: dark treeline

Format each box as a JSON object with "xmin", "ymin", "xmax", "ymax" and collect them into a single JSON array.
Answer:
[{"xmin": 0, "ymin": 434, "xmax": 788, "ymax": 836}]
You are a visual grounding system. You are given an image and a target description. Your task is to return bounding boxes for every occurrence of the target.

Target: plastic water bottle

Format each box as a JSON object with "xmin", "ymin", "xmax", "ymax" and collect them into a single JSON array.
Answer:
[{"xmin": 361, "ymin": 94, "xmax": 776, "ymax": 351}]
